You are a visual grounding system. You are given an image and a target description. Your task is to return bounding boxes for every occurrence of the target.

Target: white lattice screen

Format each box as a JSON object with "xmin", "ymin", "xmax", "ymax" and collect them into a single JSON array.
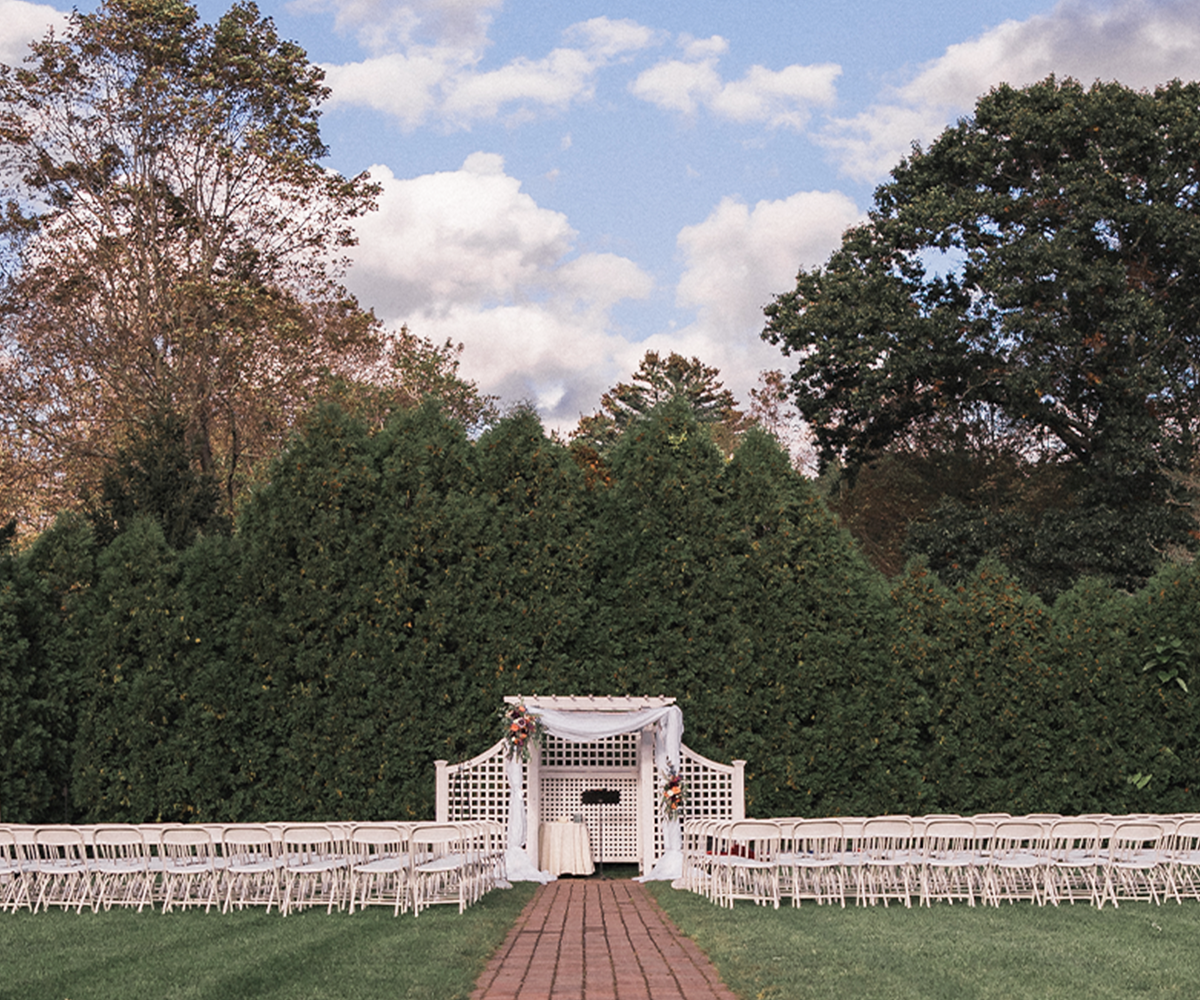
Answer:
[
  {"xmin": 540, "ymin": 732, "xmax": 639, "ymax": 769},
  {"xmin": 652, "ymin": 744, "xmax": 740, "ymax": 864},
  {"xmin": 442, "ymin": 740, "xmax": 513, "ymax": 826},
  {"xmin": 539, "ymin": 733, "xmax": 640, "ymax": 862}
]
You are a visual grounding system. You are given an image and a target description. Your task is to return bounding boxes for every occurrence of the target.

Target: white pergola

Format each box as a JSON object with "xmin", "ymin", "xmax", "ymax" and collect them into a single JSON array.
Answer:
[{"xmin": 435, "ymin": 695, "xmax": 746, "ymax": 881}]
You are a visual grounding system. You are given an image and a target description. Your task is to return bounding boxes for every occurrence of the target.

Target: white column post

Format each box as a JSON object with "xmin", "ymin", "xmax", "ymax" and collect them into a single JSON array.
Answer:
[
  {"xmin": 639, "ymin": 727, "xmax": 656, "ymax": 874},
  {"xmin": 525, "ymin": 743, "xmax": 541, "ymax": 868},
  {"xmin": 732, "ymin": 759, "xmax": 747, "ymax": 820},
  {"xmin": 435, "ymin": 760, "xmax": 449, "ymax": 822}
]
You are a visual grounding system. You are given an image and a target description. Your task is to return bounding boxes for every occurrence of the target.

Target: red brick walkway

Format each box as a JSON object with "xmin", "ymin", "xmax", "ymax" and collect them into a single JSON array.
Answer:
[
  {"xmin": 470, "ymin": 883, "xmax": 739, "ymax": 998},
  {"xmin": 471, "ymin": 879, "xmax": 739, "ymax": 1000}
]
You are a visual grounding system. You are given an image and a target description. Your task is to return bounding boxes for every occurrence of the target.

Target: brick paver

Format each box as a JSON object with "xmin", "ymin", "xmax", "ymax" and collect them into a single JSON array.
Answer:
[{"xmin": 472, "ymin": 879, "xmax": 738, "ymax": 1000}]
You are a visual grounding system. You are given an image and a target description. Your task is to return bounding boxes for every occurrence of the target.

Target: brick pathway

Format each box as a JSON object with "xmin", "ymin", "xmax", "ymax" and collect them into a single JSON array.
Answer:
[{"xmin": 471, "ymin": 879, "xmax": 739, "ymax": 1000}]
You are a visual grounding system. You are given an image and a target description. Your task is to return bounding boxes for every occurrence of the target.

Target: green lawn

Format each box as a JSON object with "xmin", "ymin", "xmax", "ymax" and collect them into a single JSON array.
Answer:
[
  {"xmin": 0, "ymin": 883, "xmax": 536, "ymax": 1000},
  {"xmin": 9, "ymin": 879, "xmax": 1199, "ymax": 1000},
  {"xmin": 646, "ymin": 884, "xmax": 1200, "ymax": 1000}
]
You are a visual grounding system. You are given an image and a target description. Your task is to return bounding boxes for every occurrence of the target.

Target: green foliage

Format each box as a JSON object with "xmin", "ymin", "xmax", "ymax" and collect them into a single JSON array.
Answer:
[
  {"xmin": 8, "ymin": 395, "xmax": 1200, "ymax": 824},
  {"xmin": 85, "ymin": 410, "xmax": 230, "ymax": 551},
  {"xmin": 1143, "ymin": 636, "xmax": 1190, "ymax": 693},
  {"xmin": 72, "ymin": 519, "xmax": 189, "ymax": 821},
  {"xmin": 573, "ymin": 350, "xmax": 752, "ymax": 455},
  {"xmin": 592, "ymin": 402, "xmax": 917, "ymax": 816},
  {"xmin": 0, "ymin": 516, "xmax": 95, "ymax": 822},
  {"xmin": 894, "ymin": 560, "xmax": 1091, "ymax": 813},
  {"xmin": 764, "ymin": 76, "xmax": 1200, "ymax": 594}
]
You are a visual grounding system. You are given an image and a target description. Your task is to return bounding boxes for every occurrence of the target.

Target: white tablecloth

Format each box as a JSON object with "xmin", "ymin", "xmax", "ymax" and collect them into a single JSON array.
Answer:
[{"xmin": 539, "ymin": 821, "xmax": 595, "ymax": 877}]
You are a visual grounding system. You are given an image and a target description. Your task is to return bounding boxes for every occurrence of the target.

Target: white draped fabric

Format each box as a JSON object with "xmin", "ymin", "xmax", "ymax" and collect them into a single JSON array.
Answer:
[{"xmin": 504, "ymin": 704, "xmax": 684, "ymax": 881}]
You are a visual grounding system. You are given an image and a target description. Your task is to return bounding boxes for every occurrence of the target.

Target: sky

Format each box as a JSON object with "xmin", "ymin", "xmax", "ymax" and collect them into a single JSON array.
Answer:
[{"xmin": 4, "ymin": 0, "xmax": 1200, "ymax": 431}]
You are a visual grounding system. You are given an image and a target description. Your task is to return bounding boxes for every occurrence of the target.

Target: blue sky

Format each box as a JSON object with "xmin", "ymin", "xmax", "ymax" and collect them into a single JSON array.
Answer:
[{"xmin": 3, "ymin": 0, "xmax": 1199, "ymax": 430}]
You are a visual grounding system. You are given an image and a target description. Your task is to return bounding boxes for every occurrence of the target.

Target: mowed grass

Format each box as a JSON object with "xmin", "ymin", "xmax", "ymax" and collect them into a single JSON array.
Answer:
[
  {"xmin": 646, "ymin": 883, "xmax": 1200, "ymax": 1000},
  {"xmin": 0, "ymin": 882, "xmax": 536, "ymax": 1000}
]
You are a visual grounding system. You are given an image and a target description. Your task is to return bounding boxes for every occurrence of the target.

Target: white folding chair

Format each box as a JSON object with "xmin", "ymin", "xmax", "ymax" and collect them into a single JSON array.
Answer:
[
  {"xmin": 858, "ymin": 818, "xmax": 916, "ymax": 908},
  {"xmin": 682, "ymin": 818, "xmax": 722, "ymax": 900},
  {"xmin": 221, "ymin": 826, "xmax": 281, "ymax": 913},
  {"xmin": 280, "ymin": 825, "xmax": 349, "ymax": 915},
  {"xmin": 919, "ymin": 819, "xmax": 981, "ymax": 907},
  {"xmin": 161, "ymin": 827, "xmax": 219, "ymax": 912},
  {"xmin": 92, "ymin": 826, "xmax": 153, "ymax": 911},
  {"xmin": 0, "ymin": 828, "xmax": 32, "ymax": 912},
  {"xmin": 348, "ymin": 824, "xmax": 411, "ymax": 916},
  {"xmin": 1045, "ymin": 819, "xmax": 1103, "ymax": 907},
  {"xmin": 781, "ymin": 819, "xmax": 846, "ymax": 907},
  {"xmin": 711, "ymin": 820, "xmax": 782, "ymax": 909},
  {"xmin": 1103, "ymin": 821, "xmax": 1168, "ymax": 907},
  {"xmin": 411, "ymin": 824, "xmax": 472, "ymax": 916},
  {"xmin": 1166, "ymin": 817, "xmax": 1200, "ymax": 901},
  {"xmin": 31, "ymin": 827, "xmax": 92, "ymax": 913},
  {"xmin": 983, "ymin": 820, "xmax": 1049, "ymax": 906}
]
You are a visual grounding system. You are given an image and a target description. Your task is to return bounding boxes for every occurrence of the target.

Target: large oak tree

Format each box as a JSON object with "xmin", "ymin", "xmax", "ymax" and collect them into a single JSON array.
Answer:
[{"xmin": 764, "ymin": 77, "xmax": 1200, "ymax": 591}]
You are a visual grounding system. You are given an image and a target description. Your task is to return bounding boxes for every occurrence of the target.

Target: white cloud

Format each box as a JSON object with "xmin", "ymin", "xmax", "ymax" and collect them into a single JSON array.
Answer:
[
  {"xmin": 288, "ymin": 0, "xmax": 501, "ymax": 53},
  {"xmin": 0, "ymin": 0, "xmax": 67, "ymax": 66},
  {"xmin": 320, "ymin": 47, "xmax": 462, "ymax": 128},
  {"xmin": 345, "ymin": 161, "xmax": 861, "ymax": 428},
  {"xmin": 822, "ymin": 0, "xmax": 1200, "ymax": 180},
  {"xmin": 676, "ymin": 190, "xmax": 863, "ymax": 337},
  {"xmin": 681, "ymin": 34, "xmax": 729, "ymax": 61},
  {"xmin": 440, "ymin": 47, "xmax": 598, "ymax": 123},
  {"xmin": 322, "ymin": 14, "xmax": 657, "ymax": 128},
  {"xmin": 631, "ymin": 34, "xmax": 839, "ymax": 129},
  {"xmin": 565, "ymin": 16, "xmax": 659, "ymax": 60},
  {"xmin": 630, "ymin": 58, "xmax": 722, "ymax": 116},
  {"xmin": 344, "ymin": 157, "xmax": 654, "ymax": 425},
  {"xmin": 584, "ymin": 190, "xmax": 865, "ymax": 419}
]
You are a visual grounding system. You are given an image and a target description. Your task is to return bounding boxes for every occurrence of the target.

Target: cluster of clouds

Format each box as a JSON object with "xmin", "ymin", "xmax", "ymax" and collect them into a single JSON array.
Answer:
[
  {"xmin": 6, "ymin": 0, "xmax": 1200, "ymax": 428},
  {"xmin": 0, "ymin": 0, "xmax": 65, "ymax": 64},
  {"xmin": 823, "ymin": 0, "xmax": 1200, "ymax": 179},
  {"xmin": 305, "ymin": 0, "xmax": 842, "ymax": 133},
  {"xmin": 349, "ymin": 154, "xmax": 861, "ymax": 414},
  {"xmin": 325, "ymin": 0, "xmax": 1200, "ymax": 426}
]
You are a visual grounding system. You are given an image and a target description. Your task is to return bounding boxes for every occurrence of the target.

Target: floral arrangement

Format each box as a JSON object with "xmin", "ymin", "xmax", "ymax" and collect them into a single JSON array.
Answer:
[
  {"xmin": 502, "ymin": 701, "xmax": 540, "ymax": 761},
  {"xmin": 662, "ymin": 769, "xmax": 686, "ymax": 816}
]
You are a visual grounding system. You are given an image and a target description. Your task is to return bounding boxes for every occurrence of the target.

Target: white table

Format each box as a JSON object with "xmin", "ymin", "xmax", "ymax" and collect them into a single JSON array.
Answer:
[{"xmin": 539, "ymin": 821, "xmax": 595, "ymax": 877}]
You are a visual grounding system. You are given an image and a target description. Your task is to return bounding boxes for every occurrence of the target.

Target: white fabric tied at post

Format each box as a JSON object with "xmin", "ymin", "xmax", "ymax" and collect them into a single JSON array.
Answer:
[
  {"xmin": 503, "ymin": 704, "xmax": 685, "ymax": 881},
  {"xmin": 640, "ymin": 706, "xmax": 683, "ymax": 881},
  {"xmin": 504, "ymin": 752, "xmax": 552, "ymax": 883}
]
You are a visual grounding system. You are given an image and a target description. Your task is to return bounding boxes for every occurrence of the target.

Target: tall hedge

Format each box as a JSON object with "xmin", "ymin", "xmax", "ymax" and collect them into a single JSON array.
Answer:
[
  {"xmin": 0, "ymin": 517, "xmax": 93, "ymax": 823},
  {"xmin": 6, "ymin": 398, "xmax": 1200, "ymax": 823}
]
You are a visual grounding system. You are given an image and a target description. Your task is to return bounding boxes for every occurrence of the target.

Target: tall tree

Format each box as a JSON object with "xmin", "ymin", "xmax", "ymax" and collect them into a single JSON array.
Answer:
[
  {"xmin": 0, "ymin": 0, "xmax": 478, "ymax": 523},
  {"xmin": 572, "ymin": 350, "xmax": 752, "ymax": 455},
  {"xmin": 764, "ymin": 76, "xmax": 1200, "ymax": 590}
]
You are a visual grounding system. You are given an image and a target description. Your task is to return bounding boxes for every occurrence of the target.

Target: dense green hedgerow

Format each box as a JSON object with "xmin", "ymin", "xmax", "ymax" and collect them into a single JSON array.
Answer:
[{"xmin": 2, "ymin": 399, "xmax": 1198, "ymax": 823}]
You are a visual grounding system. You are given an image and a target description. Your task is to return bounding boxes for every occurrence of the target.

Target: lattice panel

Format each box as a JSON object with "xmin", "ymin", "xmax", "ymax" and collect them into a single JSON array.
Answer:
[
  {"xmin": 539, "ymin": 775, "xmax": 640, "ymax": 862},
  {"xmin": 444, "ymin": 741, "xmax": 513, "ymax": 826},
  {"xmin": 652, "ymin": 745, "xmax": 737, "ymax": 864},
  {"xmin": 539, "ymin": 733, "xmax": 639, "ymax": 769}
]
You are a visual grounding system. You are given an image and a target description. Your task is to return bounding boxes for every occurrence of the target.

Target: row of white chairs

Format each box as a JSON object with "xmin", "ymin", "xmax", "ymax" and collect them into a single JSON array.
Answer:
[
  {"xmin": 0, "ymin": 821, "xmax": 506, "ymax": 917},
  {"xmin": 681, "ymin": 814, "xmax": 1200, "ymax": 910}
]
